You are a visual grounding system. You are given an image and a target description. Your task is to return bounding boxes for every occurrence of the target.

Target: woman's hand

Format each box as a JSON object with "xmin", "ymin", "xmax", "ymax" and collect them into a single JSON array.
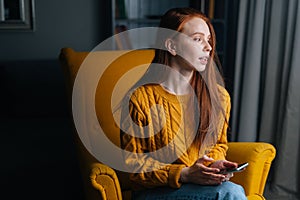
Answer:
[
  {"xmin": 210, "ymin": 160, "xmax": 238, "ymax": 181},
  {"xmin": 179, "ymin": 155, "xmax": 228, "ymax": 185}
]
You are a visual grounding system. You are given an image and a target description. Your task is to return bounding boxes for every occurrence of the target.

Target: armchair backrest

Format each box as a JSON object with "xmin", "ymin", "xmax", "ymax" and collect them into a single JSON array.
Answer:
[
  {"xmin": 59, "ymin": 48, "xmax": 155, "ymax": 198},
  {"xmin": 60, "ymin": 48, "xmax": 155, "ymax": 146}
]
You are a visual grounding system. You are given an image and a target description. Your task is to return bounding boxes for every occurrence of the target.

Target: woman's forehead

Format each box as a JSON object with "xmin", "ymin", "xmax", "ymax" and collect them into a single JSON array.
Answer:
[{"xmin": 182, "ymin": 17, "xmax": 211, "ymax": 37}]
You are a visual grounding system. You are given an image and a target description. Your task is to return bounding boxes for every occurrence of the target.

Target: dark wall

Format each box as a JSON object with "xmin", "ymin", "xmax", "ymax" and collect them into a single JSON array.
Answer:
[
  {"xmin": 0, "ymin": 0, "xmax": 112, "ymax": 199},
  {"xmin": 0, "ymin": 0, "xmax": 112, "ymax": 118},
  {"xmin": 0, "ymin": 0, "xmax": 111, "ymax": 61}
]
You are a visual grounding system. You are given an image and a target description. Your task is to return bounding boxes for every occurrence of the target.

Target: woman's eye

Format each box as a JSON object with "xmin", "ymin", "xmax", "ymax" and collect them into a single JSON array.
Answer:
[{"xmin": 193, "ymin": 37, "xmax": 202, "ymax": 42}]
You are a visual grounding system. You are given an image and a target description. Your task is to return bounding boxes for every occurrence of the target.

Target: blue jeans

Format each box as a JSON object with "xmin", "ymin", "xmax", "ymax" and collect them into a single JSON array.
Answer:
[{"xmin": 132, "ymin": 181, "xmax": 247, "ymax": 200}]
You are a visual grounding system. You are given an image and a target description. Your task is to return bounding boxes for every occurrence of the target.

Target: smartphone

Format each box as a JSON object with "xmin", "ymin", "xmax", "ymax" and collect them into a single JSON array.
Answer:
[{"xmin": 220, "ymin": 162, "xmax": 249, "ymax": 174}]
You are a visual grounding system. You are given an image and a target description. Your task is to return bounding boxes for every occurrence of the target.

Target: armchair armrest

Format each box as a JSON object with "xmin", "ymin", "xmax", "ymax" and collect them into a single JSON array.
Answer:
[
  {"xmin": 227, "ymin": 142, "xmax": 276, "ymax": 197},
  {"xmin": 90, "ymin": 163, "xmax": 123, "ymax": 200}
]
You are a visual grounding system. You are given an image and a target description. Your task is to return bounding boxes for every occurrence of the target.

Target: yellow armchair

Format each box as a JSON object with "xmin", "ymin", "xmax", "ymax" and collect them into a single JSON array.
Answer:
[{"xmin": 59, "ymin": 47, "xmax": 276, "ymax": 200}]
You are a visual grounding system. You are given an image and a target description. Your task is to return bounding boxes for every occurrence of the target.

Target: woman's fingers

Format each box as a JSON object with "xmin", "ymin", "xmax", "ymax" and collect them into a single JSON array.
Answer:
[
  {"xmin": 196, "ymin": 165, "xmax": 226, "ymax": 184},
  {"xmin": 223, "ymin": 160, "xmax": 238, "ymax": 168},
  {"xmin": 195, "ymin": 162, "xmax": 220, "ymax": 173},
  {"xmin": 203, "ymin": 173, "xmax": 226, "ymax": 185},
  {"xmin": 225, "ymin": 172, "xmax": 234, "ymax": 179}
]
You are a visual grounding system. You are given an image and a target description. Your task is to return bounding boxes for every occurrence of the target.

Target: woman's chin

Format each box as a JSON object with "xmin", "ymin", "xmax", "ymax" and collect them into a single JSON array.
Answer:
[{"xmin": 195, "ymin": 64, "xmax": 206, "ymax": 72}]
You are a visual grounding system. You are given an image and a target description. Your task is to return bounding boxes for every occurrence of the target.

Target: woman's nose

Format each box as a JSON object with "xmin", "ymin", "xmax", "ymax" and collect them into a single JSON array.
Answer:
[{"xmin": 203, "ymin": 41, "xmax": 212, "ymax": 52}]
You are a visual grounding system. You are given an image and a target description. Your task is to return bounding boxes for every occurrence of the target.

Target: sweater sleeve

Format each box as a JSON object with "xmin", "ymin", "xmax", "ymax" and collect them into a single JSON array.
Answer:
[{"xmin": 120, "ymin": 94, "xmax": 185, "ymax": 189}]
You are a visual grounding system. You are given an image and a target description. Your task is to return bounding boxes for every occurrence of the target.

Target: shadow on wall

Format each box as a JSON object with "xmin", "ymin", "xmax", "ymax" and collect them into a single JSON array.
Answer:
[
  {"xmin": 0, "ymin": 59, "xmax": 69, "ymax": 118},
  {"xmin": 0, "ymin": 59, "xmax": 85, "ymax": 199}
]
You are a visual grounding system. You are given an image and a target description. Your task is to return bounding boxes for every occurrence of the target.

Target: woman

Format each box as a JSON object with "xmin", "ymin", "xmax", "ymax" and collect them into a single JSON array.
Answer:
[{"xmin": 120, "ymin": 7, "xmax": 247, "ymax": 200}]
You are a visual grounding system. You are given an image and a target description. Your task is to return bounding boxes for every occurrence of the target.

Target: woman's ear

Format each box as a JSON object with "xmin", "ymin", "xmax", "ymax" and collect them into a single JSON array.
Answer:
[{"xmin": 165, "ymin": 39, "xmax": 177, "ymax": 56}]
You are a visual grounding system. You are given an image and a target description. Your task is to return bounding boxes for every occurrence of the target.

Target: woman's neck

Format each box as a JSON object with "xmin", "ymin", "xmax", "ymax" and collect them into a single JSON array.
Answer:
[{"xmin": 160, "ymin": 62, "xmax": 194, "ymax": 95}]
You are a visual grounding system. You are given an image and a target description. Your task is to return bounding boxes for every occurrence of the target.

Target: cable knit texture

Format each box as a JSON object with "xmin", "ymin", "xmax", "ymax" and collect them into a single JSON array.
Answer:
[{"xmin": 121, "ymin": 84, "xmax": 231, "ymax": 190}]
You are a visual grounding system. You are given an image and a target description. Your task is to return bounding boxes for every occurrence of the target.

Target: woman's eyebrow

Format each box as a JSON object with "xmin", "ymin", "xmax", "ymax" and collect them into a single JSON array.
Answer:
[{"xmin": 190, "ymin": 32, "xmax": 211, "ymax": 38}]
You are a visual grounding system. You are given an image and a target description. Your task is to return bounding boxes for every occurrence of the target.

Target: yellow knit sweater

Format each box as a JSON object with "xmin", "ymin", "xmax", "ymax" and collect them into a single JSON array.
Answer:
[{"xmin": 120, "ymin": 84, "xmax": 231, "ymax": 190}]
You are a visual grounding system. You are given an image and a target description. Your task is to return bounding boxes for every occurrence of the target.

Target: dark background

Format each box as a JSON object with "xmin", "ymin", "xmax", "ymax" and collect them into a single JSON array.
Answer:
[
  {"xmin": 0, "ymin": 0, "xmax": 110, "ymax": 199},
  {"xmin": 0, "ymin": 0, "xmax": 238, "ymax": 199}
]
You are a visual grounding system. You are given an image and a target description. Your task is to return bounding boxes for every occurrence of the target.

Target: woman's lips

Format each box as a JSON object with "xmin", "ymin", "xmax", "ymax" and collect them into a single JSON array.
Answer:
[{"xmin": 199, "ymin": 56, "xmax": 208, "ymax": 65}]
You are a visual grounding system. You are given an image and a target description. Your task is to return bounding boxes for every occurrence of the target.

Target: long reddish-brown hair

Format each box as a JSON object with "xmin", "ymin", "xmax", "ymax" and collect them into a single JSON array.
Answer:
[
  {"xmin": 121, "ymin": 8, "xmax": 226, "ymax": 149},
  {"xmin": 149, "ymin": 7, "xmax": 226, "ymax": 145}
]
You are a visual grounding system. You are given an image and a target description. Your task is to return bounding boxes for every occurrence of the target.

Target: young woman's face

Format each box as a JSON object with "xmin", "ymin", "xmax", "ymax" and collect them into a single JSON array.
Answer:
[{"xmin": 175, "ymin": 17, "xmax": 212, "ymax": 72}]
